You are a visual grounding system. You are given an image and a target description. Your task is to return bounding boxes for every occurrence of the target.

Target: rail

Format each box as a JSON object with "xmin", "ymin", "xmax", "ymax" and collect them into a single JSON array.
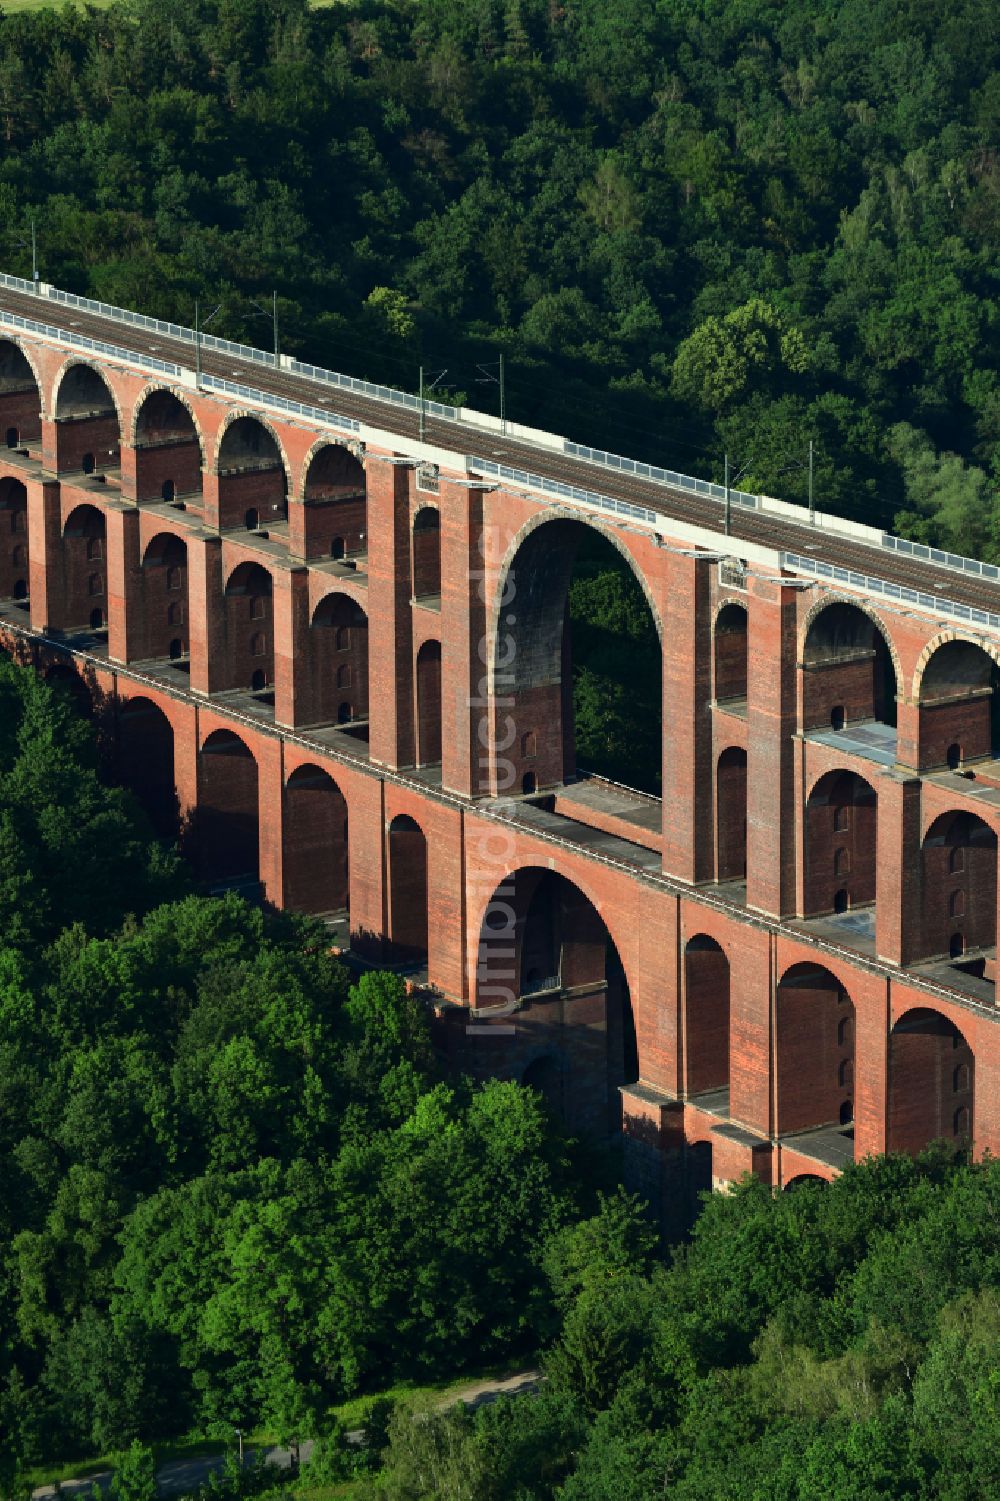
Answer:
[
  {"xmin": 0, "ymin": 305, "xmax": 183, "ymax": 379},
  {"xmin": 469, "ymin": 455, "xmax": 660, "ymax": 528},
  {"xmin": 2, "ymin": 268, "xmax": 1000, "ymax": 596}
]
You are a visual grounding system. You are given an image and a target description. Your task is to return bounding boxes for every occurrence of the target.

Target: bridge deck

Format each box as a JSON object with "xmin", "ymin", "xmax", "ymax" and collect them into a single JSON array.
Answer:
[{"xmin": 1, "ymin": 284, "xmax": 999, "ymax": 619}]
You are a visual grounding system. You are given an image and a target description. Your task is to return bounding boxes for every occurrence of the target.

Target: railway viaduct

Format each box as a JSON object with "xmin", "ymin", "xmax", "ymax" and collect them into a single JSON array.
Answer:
[{"xmin": 0, "ymin": 272, "xmax": 998, "ymax": 1206}]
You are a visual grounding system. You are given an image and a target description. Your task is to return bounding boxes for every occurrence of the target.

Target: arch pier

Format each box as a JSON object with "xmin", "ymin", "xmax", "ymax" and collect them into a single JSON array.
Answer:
[{"xmin": 2, "ymin": 304, "xmax": 1000, "ymax": 1216}]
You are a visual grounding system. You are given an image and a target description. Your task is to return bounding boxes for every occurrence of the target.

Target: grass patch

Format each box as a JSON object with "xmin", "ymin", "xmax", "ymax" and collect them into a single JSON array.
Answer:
[
  {"xmin": 25, "ymin": 1438, "xmax": 233, "ymax": 1492},
  {"xmin": 328, "ymin": 1359, "xmax": 539, "ymax": 1430},
  {"xmin": 25, "ymin": 1362, "xmax": 536, "ymax": 1491}
]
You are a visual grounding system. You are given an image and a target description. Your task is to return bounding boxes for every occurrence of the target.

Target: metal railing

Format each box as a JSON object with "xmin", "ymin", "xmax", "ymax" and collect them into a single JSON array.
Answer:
[
  {"xmin": 564, "ymin": 439, "xmax": 760, "ymax": 513},
  {"xmin": 289, "ymin": 358, "xmax": 458, "ymax": 422},
  {"xmin": 469, "ymin": 455, "xmax": 660, "ymax": 528},
  {"xmin": 783, "ymin": 551, "xmax": 1000, "ymax": 630},
  {"xmin": 4, "ymin": 269, "xmax": 1000, "ymax": 597},
  {"xmin": 0, "ymin": 306, "xmax": 183, "ymax": 378},
  {"xmin": 200, "ymin": 373, "xmax": 360, "ymax": 435},
  {"xmin": 882, "ymin": 531, "xmax": 1000, "ymax": 583}
]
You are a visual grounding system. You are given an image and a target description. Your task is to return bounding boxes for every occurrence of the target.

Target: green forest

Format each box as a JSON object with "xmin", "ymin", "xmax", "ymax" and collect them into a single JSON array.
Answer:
[
  {"xmin": 0, "ymin": 0, "xmax": 997, "ymax": 553},
  {"xmin": 1, "ymin": 662, "xmax": 999, "ymax": 1501},
  {"xmin": 0, "ymin": 659, "xmax": 590, "ymax": 1486}
]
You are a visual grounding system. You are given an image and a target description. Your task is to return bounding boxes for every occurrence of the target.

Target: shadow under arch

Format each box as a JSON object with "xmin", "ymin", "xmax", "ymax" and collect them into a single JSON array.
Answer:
[
  {"xmin": 475, "ymin": 864, "xmax": 638, "ymax": 1135},
  {"xmin": 283, "ymin": 763, "xmax": 349, "ymax": 915},
  {"xmin": 684, "ymin": 934, "xmax": 730, "ymax": 1100},
  {"xmin": 488, "ymin": 513, "xmax": 663, "ymax": 796},
  {"xmin": 804, "ymin": 767, "xmax": 878, "ymax": 922},
  {"xmin": 714, "ymin": 601, "xmax": 748, "ymax": 704},
  {"xmin": 387, "ymin": 812, "xmax": 428, "ymax": 966},
  {"xmin": 53, "ymin": 361, "xmax": 121, "ymax": 474},
  {"xmin": 412, "ymin": 505, "xmax": 441, "ymax": 600},
  {"xmin": 310, "ymin": 591, "xmax": 369, "ymax": 728},
  {"xmin": 915, "ymin": 634, "xmax": 1000, "ymax": 770},
  {"xmin": 62, "ymin": 502, "xmax": 107, "ymax": 631},
  {"xmin": 776, "ymin": 961, "xmax": 856, "ymax": 1150},
  {"xmin": 801, "ymin": 596, "xmax": 898, "ymax": 737},
  {"xmin": 132, "ymin": 386, "xmax": 204, "ymax": 503},
  {"xmin": 140, "ymin": 531, "xmax": 190, "ymax": 664},
  {"xmin": 195, "ymin": 728, "xmax": 260, "ymax": 890},
  {"xmin": 0, "ymin": 337, "xmax": 42, "ymax": 448},
  {"xmin": 301, "ymin": 439, "xmax": 367, "ymax": 561},
  {"xmin": 215, "ymin": 412, "xmax": 289, "ymax": 531},
  {"xmin": 0, "ymin": 475, "xmax": 29, "ymax": 606},
  {"xmin": 223, "ymin": 559, "xmax": 274, "ymax": 694},
  {"xmin": 919, "ymin": 809, "xmax": 997, "ymax": 964},
  {"xmin": 888, "ymin": 1006, "xmax": 974, "ymax": 1155},
  {"xmin": 116, "ymin": 695, "xmax": 178, "ymax": 840}
]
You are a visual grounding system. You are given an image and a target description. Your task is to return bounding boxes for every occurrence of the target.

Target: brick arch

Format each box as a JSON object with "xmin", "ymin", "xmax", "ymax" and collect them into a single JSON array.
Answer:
[
  {"xmin": 198, "ymin": 723, "xmax": 258, "ymax": 759},
  {"xmin": 487, "ymin": 508, "xmax": 664, "ymax": 794},
  {"xmin": 893, "ymin": 1001, "xmax": 972, "ymax": 1052},
  {"xmin": 283, "ymin": 761, "xmax": 350, "ymax": 915},
  {"xmin": 777, "ymin": 954, "xmax": 859, "ymax": 1002},
  {"xmin": 297, "ymin": 434, "xmax": 366, "ymax": 500},
  {"xmin": 488, "ymin": 506, "xmax": 664, "ymax": 668},
  {"xmin": 310, "ymin": 579, "xmax": 368, "ymax": 621},
  {"xmin": 472, "ymin": 859, "xmax": 634, "ymax": 1008},
  {"xmin": 683, "ymin": 934, "xmax": 731, "ymax": 1098},
  {"xmin": 912, "ymin": 629, "xmax": 1000, "ymax": 703},
  {"xmin": 51, "ymin": 355, "xmax": 125, "ymax": 430},
  {"xmin": 129, "ymin": 382, "xmax": 207, "ymax": 459},
  {"xmin": 798, "ymin": 590, "xmax": 903, "ymax": 688},
  {"xmin": 682, "ymin": 924, "xmax": 737, "ymax": 966},
  {"xmin": 0, "ymin": 334, "xmax": 46, "ymax": 417},
  {"xmin": 804, "ymin": 762, "xmax": 878, "ymax": 804},
  {"xmin": 222, "ymin": 556, "xmax": 274, "ymax": 594},
  {"xmin": 714, "ymin": 595, "xmax": 747, "ymax": 626},
  {"xmin": 210, "ymin": 406, "xmax": 292, "ymax": 487},
  {"xmin": 888, "ymin": 1005, "xmax": 975, "ymax": 1155},
  {"xmin": 776, "ymin": 959, "xmax": 857, "ymax": 1142}
]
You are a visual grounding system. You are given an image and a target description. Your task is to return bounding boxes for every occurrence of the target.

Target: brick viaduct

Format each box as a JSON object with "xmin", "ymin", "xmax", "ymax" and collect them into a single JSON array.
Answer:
[{"xmin": 0, "ymin": 291, "xmax": 998, "ymax": 1205}]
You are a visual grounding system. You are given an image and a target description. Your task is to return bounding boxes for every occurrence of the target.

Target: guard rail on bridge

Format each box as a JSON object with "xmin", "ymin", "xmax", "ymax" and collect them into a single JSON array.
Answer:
[{"xmin": 2, "ymin": 268, "xmax": 999, "ymax": 595}]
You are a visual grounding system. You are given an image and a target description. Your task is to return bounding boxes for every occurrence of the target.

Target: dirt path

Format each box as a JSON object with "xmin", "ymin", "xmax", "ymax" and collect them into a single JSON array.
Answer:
[{"xmin": 30, "ymin": 1368, "xmax": 543, "ymax": 1499}]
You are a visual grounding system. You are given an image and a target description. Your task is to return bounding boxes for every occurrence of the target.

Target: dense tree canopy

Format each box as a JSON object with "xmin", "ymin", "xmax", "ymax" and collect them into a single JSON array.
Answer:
[
  {"xmin": 0, "ymin": 663, "xmax": 582, "ymax": 1487},
  {"xmin": 376, "ymin": 1154, "xmax": 1000, "ymax": 1499},
  {"xmin": 0, "ymin": 0, "xmax": 997, "ymax": 551}
]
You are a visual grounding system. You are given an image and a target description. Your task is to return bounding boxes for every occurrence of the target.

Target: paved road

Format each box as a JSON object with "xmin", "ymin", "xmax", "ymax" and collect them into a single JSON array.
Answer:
[{"xmin": 30, "ymin": 1369, "xmax": 542, "ymax": 1499}]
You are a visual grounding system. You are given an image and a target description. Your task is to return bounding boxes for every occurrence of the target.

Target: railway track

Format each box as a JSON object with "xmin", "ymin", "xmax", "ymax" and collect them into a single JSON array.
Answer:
[{"xmin": 1, "ymin": 282, "xmax": 998, "ymax": 618}]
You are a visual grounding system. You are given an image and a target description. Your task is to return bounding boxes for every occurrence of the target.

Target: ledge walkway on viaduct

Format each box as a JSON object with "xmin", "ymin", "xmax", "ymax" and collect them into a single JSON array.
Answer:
[{"xmin": 0, "ymin": 271, "xmax": 997, "ymax": 1206}]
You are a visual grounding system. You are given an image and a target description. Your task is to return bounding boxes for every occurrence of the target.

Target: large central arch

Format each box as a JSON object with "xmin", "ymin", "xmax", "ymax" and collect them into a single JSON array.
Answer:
[
  {"xmin": 490, "ymin": 515, "xmax": 662, "ymax": 796},
  {"xmin": 475, "ymin": 866, "xmax": 638, "ymax": 1136}
]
